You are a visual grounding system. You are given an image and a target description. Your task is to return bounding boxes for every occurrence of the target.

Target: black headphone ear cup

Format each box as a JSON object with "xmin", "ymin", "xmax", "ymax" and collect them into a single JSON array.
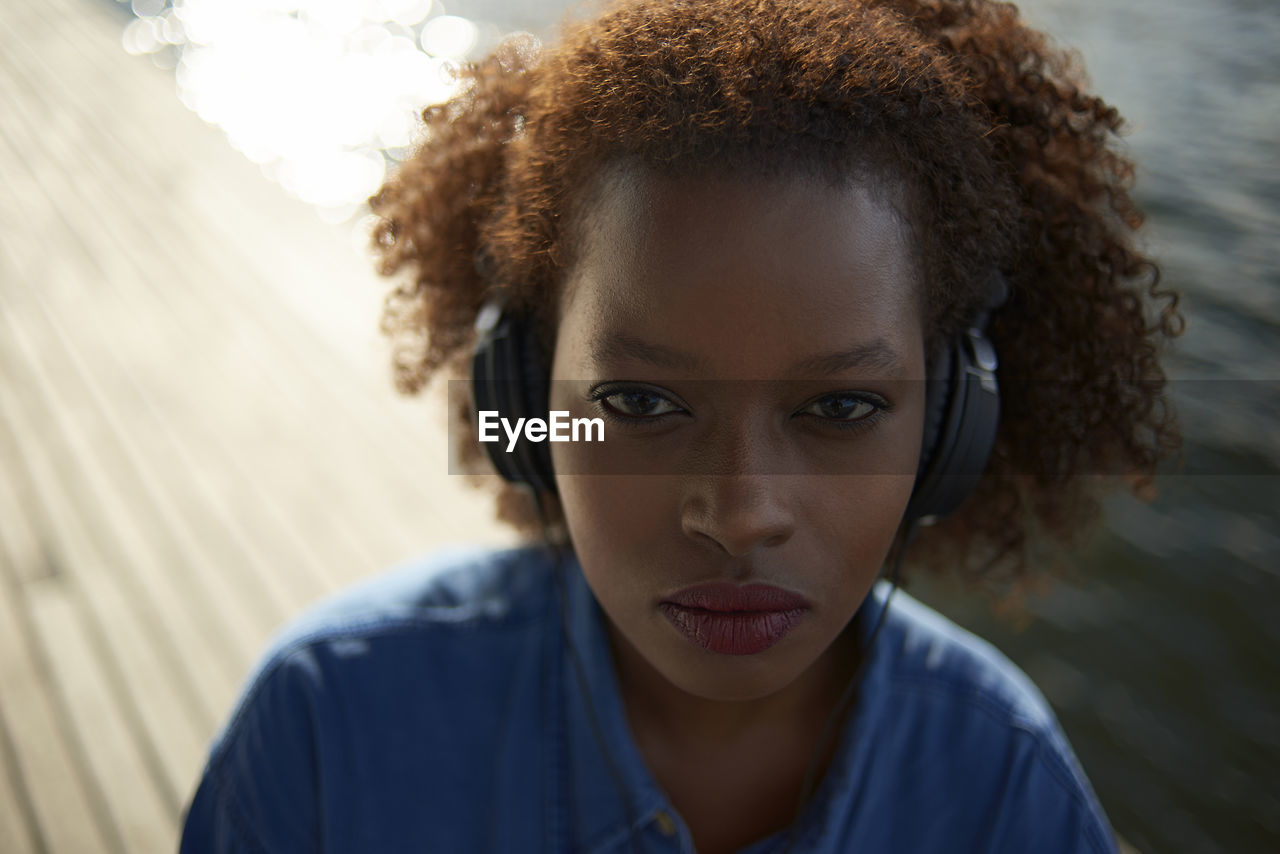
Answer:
[
  {"xmin": 472, "ymin": 309, "xmax": 523, "ymax": 485},
  {"xmin": 471, "ymin": 302, "xmax": 557, "ymax": 494},
  {"xmin": 916, "ymin": 341, "xmax": 954, "ymax": 483},
  {"xmin": 906, "ymin": 328, "xmax": 1000, "ymax": 523},
  {"xmin": 515, "ymin": 322, "xmax": 556, "ymax": 493}
]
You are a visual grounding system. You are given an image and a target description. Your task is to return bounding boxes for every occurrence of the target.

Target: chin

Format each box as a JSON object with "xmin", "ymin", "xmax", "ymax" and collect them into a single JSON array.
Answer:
[{"xmin": 659, "ymin": 642, "xmax": 820, "ymax": 703}]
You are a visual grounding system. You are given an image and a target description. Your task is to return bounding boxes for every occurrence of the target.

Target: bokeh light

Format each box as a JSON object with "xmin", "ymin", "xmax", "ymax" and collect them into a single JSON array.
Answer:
[{"xmin": 119, "ymin": 0, "xmax": 520, "ymax": 221}]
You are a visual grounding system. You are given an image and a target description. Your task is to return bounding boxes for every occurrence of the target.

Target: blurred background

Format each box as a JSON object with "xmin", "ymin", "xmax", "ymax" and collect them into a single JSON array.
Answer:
[{"xmin": 0, "ymin": 0, "xmax": 1274, "ymax": 852}]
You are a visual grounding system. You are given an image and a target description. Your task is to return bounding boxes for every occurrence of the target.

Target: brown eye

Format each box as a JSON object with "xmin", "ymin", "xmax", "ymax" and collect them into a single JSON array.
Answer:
[
  {"xmin": 604, "ymin": 389, "xmax": 680, "ymax": 417},
  {"xmin": 793, "ymin": 391, "xmax": 892, "ymax": 437},
  {"xmin": 802, "ymin": 393, "xmax": 878, "ymax": 422},
  {"xmin": 588, "ymin": 383, "xmax": 687, "ymax": 422}
]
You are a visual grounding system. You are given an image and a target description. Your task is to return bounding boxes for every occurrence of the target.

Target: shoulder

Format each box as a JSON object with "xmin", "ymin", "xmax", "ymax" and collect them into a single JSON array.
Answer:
[
  {"xmin": 181, "ymin": 545, "xmax": 559, "ymax": 853},
  {"xmin": 263, "ymin": 543, "xmax": 556, "ymax": 645},
  {"xmin": 876, "ymin": 587, "xmax": 1059, "ymax": 732},
  {"xmin": 226, "ymin": 543, "xmax": 560, "ymax": 731},
  {"xmin": 221, "ymin": 544, "xmax": 558, "ymax": 724},
  {"xmin": 855, "ymin": 586, "xmax": 1118, "ymax": 853}
]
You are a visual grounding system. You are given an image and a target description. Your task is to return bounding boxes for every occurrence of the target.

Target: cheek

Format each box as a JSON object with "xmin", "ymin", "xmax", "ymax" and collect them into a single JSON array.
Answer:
[
  {"xmin": 555, "ymin": 473, "xmax": 655, "ymax": 540},
  {"xmin": 821, "ymin": 474, "xmax": 917, "ymax": 531},
  {"xmin": 830, "ymin": 474, "xmax": 916, "ymax": 546},
  {"xmin": 553, "ymin": 472, "xmax": 674, "ymax": 596},
  {"xmin": 802, "ymin": 473, "xmax": 917, "ymax": 596}
]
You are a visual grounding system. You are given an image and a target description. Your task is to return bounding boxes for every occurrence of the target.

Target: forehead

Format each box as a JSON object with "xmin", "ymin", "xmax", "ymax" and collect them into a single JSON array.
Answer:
[{"xmin": 557, "ymin": 163, "xmax": 924, "ymax": 377}]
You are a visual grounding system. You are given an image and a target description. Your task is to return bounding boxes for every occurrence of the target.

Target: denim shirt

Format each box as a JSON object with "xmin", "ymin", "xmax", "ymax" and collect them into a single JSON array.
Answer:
[{"xmin": 180, "ymin": 546, "xmax": 1118, "ymax": 853}]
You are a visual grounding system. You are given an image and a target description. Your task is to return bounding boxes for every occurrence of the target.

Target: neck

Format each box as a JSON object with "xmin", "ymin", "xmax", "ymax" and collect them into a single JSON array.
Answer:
[{"xmin": 606, "ymin": 614, "xmax": 869, "ymax": 854}]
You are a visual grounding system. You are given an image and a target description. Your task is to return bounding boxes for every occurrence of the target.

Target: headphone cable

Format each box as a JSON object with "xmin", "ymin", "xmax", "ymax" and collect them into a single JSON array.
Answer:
[
  {"xmin": 537, "ymin": 504, "xmax": 650, "ymax": 854},
  {"xmin": 779, "ymin": 515, "xmax": 921, "ymax": 854}
]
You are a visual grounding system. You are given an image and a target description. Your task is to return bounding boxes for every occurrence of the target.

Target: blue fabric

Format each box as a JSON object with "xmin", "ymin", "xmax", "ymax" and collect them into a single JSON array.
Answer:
[{"xmin": 180, "ymin": 545, "xmax": 1118, "ymax": 853}]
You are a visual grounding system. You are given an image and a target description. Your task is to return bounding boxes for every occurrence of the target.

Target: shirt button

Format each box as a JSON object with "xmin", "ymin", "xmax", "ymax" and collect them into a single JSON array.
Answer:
[{"xmin": 653, "ymin": 810, "xmax": 677, "ymax": 837}]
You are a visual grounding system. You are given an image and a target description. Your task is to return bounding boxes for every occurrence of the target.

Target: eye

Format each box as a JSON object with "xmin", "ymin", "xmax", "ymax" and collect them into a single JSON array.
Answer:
[
  {"xmin": 803, "ymin": 394, "xmax": 877, "ymax": 421},
  {"xmin": 795, "ymin": 392, "xmax": 888, "ymax": 433},
  {"xmin": 588, "ymin": 383, "xmax": 686, "ymax": 421}
]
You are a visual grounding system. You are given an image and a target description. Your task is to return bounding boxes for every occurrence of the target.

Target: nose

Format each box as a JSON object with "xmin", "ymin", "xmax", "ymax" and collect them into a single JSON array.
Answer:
[
  {"xmin": 680, "ymin": 473, "xmax": 796, "ymax": 557},
  {"xmin": 677, "ymin": 404, "xmax": 799, "ymax": 558}
]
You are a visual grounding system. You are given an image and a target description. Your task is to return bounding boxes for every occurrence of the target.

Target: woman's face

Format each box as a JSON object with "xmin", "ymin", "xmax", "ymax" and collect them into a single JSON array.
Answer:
[{"xmin": 548, "ymin": 164, "xmax": 927, "ymax": 702}]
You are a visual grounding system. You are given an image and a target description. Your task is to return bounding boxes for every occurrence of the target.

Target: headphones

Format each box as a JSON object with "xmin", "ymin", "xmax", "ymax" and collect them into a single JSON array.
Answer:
[{"xmin": 471, "ymin": 276, "xmax": 1007, "ymax": 525}]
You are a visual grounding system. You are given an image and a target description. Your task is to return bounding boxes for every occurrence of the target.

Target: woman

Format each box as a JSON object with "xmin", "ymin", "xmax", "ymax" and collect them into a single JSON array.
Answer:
[{"xmin": 181, "ymin": 0, "xmax": 1182, "ymax": 851}]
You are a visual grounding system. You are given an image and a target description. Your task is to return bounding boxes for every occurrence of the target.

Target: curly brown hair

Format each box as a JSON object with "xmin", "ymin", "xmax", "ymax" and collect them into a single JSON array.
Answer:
[{"xmin": 368, "ymin": 0, "xmax": 1183, "ymax": 584}]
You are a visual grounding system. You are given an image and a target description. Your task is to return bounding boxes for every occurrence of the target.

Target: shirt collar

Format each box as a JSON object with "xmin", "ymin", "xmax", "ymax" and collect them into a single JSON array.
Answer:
[{"xmin": 555, "ymin": 549, "xmax": 896, "ymax": 854}]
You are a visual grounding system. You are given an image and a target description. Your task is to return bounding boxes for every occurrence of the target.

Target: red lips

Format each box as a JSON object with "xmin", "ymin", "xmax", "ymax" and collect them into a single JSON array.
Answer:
[{"xmin": 659, "ymin": 582, "xmax": 810, "ymax": 655}]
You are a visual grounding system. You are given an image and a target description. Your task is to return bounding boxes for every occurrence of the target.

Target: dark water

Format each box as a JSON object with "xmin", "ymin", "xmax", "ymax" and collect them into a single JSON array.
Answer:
[
  {"xmin": 903, "ymin": 3, "xmax": 1280, "ymax": 852},
  {"xmin": 128, "ymin": 0, "xmax": 1279, "ymax": 849}
]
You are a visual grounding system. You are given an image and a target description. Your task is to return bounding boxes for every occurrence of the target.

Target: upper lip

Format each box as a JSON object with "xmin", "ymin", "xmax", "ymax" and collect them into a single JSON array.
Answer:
[{"xmin": 662, "ymin": 581, "xmax": 810, "ymax": 613}]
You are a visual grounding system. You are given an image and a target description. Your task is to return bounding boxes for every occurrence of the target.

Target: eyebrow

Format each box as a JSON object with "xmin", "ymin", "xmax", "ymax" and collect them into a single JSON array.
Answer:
[
  {"xmin": 590, "ymin": 334, "xmax": 705, "ymax": 371},
  {"xmin": 590, "ymin": 333, "xmax": 903, "ymax": 375},
  {"xmin": 788, "ymin": 340, "xmax": 903, "ymax": 375}
]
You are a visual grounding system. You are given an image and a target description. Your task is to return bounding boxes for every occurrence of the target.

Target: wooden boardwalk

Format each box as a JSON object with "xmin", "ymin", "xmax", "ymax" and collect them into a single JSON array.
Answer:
[{"xmin": 0, "ymin": 1, "xmax": 508, "ymax": 851}]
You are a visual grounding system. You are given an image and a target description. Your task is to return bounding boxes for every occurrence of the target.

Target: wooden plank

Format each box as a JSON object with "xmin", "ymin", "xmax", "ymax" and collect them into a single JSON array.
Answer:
[
  {"xmin": 0, "ymin": 76, "xmax": 319, "ymax": 668},
  {"xmin": 0, "ymin": 706, "xmax": 40, "ymax": 854},
  {"xmin": 0, "ymin": 287, "xmax": 252, "ymax": 715},
  {"xmin": 0, "ymin": 414, "xmax": 172, "ymax": 854},
  {"xmin": 0, "ymin": 352, "xmax": 215, "ymax": 797},
  {"xmin": 0, "ymin": 169, "xmax": 448, "ymax": 614},
  {"xmin": 0, "ymin": 386, "xmax": 206, "ymax": 815},
  {"xmin": 0, "ymin": 57, "xmax": 410, "ymax": 594},
  {"xmin": 25, "ymin": 580, "xmax": 176, "ymax": 853},
  {"xmin": 0, "ymin": 214, "xmax": 314, "ymax": 642},
  {"xmin": 0, "ymin": 485, "xmax": 117, "ymax": 854}
]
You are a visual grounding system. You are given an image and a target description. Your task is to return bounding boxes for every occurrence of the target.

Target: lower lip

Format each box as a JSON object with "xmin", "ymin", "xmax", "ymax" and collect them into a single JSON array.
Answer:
[{"xmin": 659, "ymin": 604, "xmax": 806, "ymax": 655}]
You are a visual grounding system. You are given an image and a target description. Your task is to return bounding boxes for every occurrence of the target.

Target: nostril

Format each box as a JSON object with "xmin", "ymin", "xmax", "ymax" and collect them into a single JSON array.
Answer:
[
  {"xmin": 679, "ymin": 477, "xmax": 796, "ymax": 557},
  {"xmin": 761, "ymin": 530, "xmax": 790, "ymax": 549},
  {"xmin": 683, "ymin": 527, "xmax": 727, "ymax": 554}
]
